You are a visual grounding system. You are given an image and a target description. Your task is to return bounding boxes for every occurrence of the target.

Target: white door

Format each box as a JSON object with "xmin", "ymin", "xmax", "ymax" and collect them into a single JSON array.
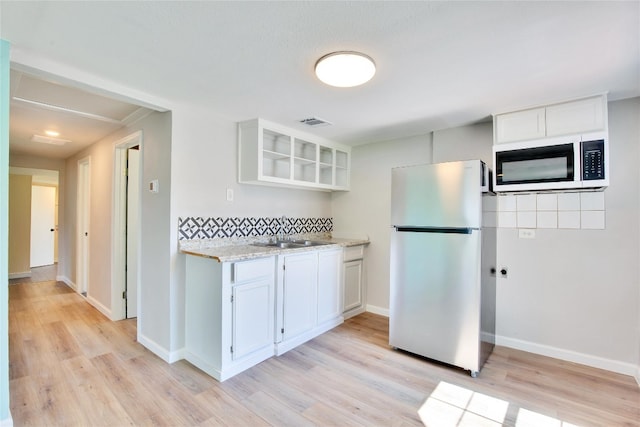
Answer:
[
  {"xmin": 30, "ymin": 185, "xmax": 56, "ymax": 267},
  {"xmin": 126, "ymin": 147, "xmax": 140, "ymax": 318},
  {"xmin": 282, "ymin": 252, "xmax": 318, "ymax": 341},
  {"xmin": 232, "ymin": 279, "xmax": 273, "ymax": 360},
  {"xmin": 77, "ymin": 158, "xmax": 91, "ymax": 295},
  {"xmin": 317, "ymin": 249, "xmax": 342, "ymax": 324}
]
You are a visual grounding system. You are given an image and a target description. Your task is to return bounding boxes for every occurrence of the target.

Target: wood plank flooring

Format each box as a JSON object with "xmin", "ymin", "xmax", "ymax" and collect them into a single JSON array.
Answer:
[{"xmin": 8, "ymin": 280, "xmax": 640, "ymax": 426}]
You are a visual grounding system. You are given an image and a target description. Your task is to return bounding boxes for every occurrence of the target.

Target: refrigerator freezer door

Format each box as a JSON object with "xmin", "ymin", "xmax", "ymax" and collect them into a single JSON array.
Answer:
[
  {"xmin": 389, "ymin": 229, "xmax": 482, "ymax": 372},
  {"xmin": 391, "ymin": 160, "xmax": 482, "ymax": 229}
]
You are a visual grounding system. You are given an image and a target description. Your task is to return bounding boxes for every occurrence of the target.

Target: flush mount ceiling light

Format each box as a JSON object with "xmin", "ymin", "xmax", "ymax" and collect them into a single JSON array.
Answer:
[
  {"xmin": 31, "ymin": 134, "xmax": 71, "ymax": 146},
  {"xmin": 315, "ymin": 51, "xmax": 376, "ymax": 88}
]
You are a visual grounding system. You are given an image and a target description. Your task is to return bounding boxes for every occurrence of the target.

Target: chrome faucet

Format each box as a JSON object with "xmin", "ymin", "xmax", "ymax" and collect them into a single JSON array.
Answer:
[{"xmin": 277, "ymin": 215, "xmax": 287, "ymax": 241}]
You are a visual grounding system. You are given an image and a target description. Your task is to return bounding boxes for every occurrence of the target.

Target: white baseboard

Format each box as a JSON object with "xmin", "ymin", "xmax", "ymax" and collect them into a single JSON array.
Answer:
[
  {"xmin": 366, "ymin": 304, "xmax": 389, "ymax": 317},
  {"xmin": 1, "ymin": 413, "xmax": 13, "ymax": 427},
  {"xmin": 496, "ymin": 334, "xmax": 637, "ymax": 377},
  {"xmin": 86, "ymin": 295, "xmax": 112, "ymax": 320},
  {"xmin": 137, "ymin": 332, "xmax": 174, "ymax": 363},
  {"xmin": 58, "ymin": 276, "xmax": 76, "ymax": 291},
  {"xmin": 8, "ymin": 271, "xmax": 30, "ymax": 279},
  {"xmin": 635, "ymin": 365, "xmax": 640, "ymax": 388}
]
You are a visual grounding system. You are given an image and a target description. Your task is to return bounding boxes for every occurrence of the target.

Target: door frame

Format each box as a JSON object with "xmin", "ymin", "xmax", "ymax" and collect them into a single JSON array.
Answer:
[
  {"xmin": 76, "ymin": 156, "xmax": 91, "ymax": 295},
  {"xmin": 112, "ymin": 131, "xmax": 142, "ymax": 321}
]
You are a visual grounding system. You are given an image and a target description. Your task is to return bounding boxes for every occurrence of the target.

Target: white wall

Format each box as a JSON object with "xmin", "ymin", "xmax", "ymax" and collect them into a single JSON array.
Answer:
[{"xmin": 332, "ymin": 134, "xmax": 432, "ymax": 313}]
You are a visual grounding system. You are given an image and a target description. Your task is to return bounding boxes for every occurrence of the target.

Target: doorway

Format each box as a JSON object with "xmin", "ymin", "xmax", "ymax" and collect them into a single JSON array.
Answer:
[
  {"xmin": 113, "ymin": 131, "xmax": 142, "ymax": 320},
  {"xmin": 30, "ymin": 184, "xmax": 56, "ymax": 267},
  {"xmin": 8, "ymin": 167, "xmax": 60, "ymax": 280}
]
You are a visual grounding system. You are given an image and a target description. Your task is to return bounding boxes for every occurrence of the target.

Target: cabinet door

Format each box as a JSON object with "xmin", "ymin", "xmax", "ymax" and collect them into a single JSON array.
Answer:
[
  {"xmin": 282, "ymin": 253, "xmax": 318, "ymax": 340},
  {"xmin": 317, "ymin": 249, "xmax": 342, "ymax": 324},
  {"xmin": 232, "ymin": 278, "xmax": 274, "ymax": 360},
  {"xmin": 495, "ymin": 107, "xmax": 546, "ymax": 144},
  {"xmin": 545, "ymin": 96, "xmax": 605, "ymax": 137},
  {"xmin": 343, "ymin": 259, "xmax": 363, "ymax": 312}
]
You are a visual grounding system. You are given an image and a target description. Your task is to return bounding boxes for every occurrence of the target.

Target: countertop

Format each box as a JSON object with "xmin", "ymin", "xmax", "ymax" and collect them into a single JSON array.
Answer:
[{"xmin": 180, "ymin": 236, "xmax": 369, "ymax": 263}]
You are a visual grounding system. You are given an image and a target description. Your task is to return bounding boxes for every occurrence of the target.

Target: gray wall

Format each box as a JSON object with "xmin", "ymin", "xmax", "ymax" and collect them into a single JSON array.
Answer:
[
  {"xmin": 496, "ymin": 98, "xmax": 639, "ymax": 371},
  {"xmin": 334, "ymin": 98, "xmax": 640, "ymax": 375},
  {"xmin": 63, "ymin": 111, "xmax": 172, "ymax": 356},
  {"xmin": 332, "ymin": 134, "xmax": 432, "ymax": 312}
]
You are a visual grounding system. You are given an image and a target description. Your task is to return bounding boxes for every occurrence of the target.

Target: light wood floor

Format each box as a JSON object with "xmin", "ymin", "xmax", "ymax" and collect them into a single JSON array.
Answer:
[{"xmin": 8, "ymin": 280, "xmax": 640, "ymax": 426}]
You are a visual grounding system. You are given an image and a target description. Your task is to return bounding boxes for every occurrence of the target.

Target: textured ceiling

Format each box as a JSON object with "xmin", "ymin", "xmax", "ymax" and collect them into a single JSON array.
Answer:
[{"xmin": 1, "ymin": 1, "xmax": 638, "ymax": 159}]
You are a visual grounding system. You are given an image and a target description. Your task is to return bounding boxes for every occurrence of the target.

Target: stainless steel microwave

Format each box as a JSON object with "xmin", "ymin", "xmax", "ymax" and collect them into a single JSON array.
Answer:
[{"xmin": 493, "ymin": 132, "xmax": 609, "ymax": 192}]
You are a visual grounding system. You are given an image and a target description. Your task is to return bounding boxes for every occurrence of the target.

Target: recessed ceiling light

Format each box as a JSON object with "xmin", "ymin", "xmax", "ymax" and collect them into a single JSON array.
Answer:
[
  {"xmin": 44, "ymin": 130, "xmax": 60, "ymax": 137},
  {"xmin": 315, "ymin": 51, "xmax": 376, "ymax": 88}
]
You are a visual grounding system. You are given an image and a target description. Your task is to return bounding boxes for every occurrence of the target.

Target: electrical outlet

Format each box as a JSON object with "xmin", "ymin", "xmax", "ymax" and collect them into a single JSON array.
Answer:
[{"xmin": 518, "ymin": 229, "xmax": 536, "ymax": 239}]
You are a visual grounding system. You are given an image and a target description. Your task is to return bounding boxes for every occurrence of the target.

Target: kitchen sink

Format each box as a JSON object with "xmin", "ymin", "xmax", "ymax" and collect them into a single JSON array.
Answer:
[{"xmin": 251, "ymin": 240, "xmax": 331, "ymax": 249}]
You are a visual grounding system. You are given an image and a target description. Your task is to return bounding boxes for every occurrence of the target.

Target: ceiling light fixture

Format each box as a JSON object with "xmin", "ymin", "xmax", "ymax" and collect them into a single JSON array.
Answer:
[
  {"xmin": 31, "ymin": 134, "xmax": 71, "ymax": 146},
  {"xmin": 44, "ymin": 130, "xmax": 60, "ymax": 137},
  {"xmin": 315, "ymin": 51, "xmax": 376, "ymax": 88}
]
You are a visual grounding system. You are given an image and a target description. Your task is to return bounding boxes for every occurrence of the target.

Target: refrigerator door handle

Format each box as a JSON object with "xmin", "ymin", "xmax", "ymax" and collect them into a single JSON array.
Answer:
[{"xmin": 394, "ymin": 226, "xmax": 475, "ymax": 234}]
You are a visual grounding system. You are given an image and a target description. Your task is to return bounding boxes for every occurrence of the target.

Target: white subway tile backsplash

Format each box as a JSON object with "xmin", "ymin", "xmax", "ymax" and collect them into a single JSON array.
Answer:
[
  {"xmin": 516, "ymin": 194, "xmax": 536, "ymax": 211},
  {"xmin": 517, "ymin": 211, "xmax": 536, "ymax": 228},
  {"xmin": 483, "ymin": 211, "xmax": 497, "ymax": 227},
  {"xmin": 498, "ymin": 195, "xmax": 517, "ymax": 212},
  {"xmin": 580, "ymin": 191, "xmax": 605, "ymax": 211},
  {"xmin": 498, "ymin": 211, "xmax": 517, "ymax": 228},
  {"xmin": 537, "ymin": 211, "xmax": 558, "ymax": 229},
  {"xmin": 536, "ymin": 193, "xmax": 558, "ymax": 211},
  {"xmin": 496, "ymin": 190, "xmax": 606, "ymax": 230},
  {"xmin": 558, "ymin": 211, "xmax": 581, "ymax": 229},
  {"xmin": 558, "ymin": 193, "xmax": 580, "ymax": 211},
  {"xmin": 482, "ymin": 195, "xmax": 498, "ymax": 212},
  {"xmin": 581, "ymin": 211, "xmax": 605, "ymax": 229}
]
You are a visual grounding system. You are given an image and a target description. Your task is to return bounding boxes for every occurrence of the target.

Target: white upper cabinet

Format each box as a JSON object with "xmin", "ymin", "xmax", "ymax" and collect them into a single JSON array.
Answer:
[
  {"xmin": 494, "ymin": 94, "xmax": 607, "ymax": 144},
  {"xmin": 238, "ymin": 118, "xmax": 351, "ymax": 191},
  {"xmin": 495, "ymin": 107, "xmax": 546, "ymax": 144},
  {"xmin": 545, "ymin": 96, "xmax": 606, "ymax": 136}
]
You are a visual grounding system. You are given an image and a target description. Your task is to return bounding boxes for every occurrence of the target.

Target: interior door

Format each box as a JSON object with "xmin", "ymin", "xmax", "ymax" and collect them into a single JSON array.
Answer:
[
  {"xmin": 77, "ymin": 157, "xmax": 90, "ymax": 295},
  {"xmin": 126, "ymin": 147, "xmax": 140, "ymax": 318},
  {"xmin": 30, "ymin": 185, "xmax": 56, "ymax": 267}
]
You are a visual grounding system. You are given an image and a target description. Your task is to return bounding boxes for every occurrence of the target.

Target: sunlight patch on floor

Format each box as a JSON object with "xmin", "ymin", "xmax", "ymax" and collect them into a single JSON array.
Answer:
[{"xmin": 418, "ymin": 381, "xmax": 581, "ymax": 427}]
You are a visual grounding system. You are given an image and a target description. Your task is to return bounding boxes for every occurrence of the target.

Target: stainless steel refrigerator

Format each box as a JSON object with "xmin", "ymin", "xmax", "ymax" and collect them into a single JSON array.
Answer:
[{"xmin": 389, "ymin": 160, "xmax": 496, "ymax": 377}]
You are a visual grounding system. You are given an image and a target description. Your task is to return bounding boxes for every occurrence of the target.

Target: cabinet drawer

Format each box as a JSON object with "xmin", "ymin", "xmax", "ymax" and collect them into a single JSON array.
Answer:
[
  {"xmin": 343, "ymin": 245, "xmax": 364, "ymax": 262},
  {"xmin": 233, "ymin": 257, "xmax": 274, "ymax": 283}
]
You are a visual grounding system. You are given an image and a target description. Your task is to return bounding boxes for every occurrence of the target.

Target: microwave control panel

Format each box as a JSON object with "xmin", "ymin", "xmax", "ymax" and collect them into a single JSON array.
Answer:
[{"xmin": 581, "ymin": 139, "xmax": 605, "ymax": 181}]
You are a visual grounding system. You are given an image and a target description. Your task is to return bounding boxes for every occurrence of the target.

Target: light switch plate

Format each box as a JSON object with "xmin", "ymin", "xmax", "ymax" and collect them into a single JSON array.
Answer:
[
  {"xmin": 149, "ymin": 179, "xmax": 159, "ymax": 193},
  {"xmin": 226, "ymin": 188, "xmax": 234, "ymax": 202}
]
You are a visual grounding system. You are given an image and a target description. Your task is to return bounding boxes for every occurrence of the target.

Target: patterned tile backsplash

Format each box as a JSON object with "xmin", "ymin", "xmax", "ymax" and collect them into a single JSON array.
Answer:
[{"xmin": 178, "ymin": 216, "xmax": 333, "ymax": 240}]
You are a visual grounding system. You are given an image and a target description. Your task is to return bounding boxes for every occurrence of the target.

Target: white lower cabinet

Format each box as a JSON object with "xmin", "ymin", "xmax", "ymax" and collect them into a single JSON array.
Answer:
[
  {"xmin": 317, "ymin": 249, "xmax": 343, "ymax": 324},
  {"xmin": 185, "ymin": 255, "xmax": 275, "ymax": 382},
  {"xmin": 275, "ymin": 248, "xmax": 344, "ymax": 355},
  {"xmin": 279, "ymin": 252, "xmax": 318, "ymax": 342},
  {"xmin": 343, "ymin": 245, "xmax": 366, "ymax": 319},
  {"xmin": 184, "ymin": 246, "xmax": 346, "ymax": 380}
]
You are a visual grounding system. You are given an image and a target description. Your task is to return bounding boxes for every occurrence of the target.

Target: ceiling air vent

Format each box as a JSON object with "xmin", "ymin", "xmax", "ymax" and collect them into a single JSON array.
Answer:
[{"xmin": 299, "ymin": 117, "xmax": 332, "ymax": 127}]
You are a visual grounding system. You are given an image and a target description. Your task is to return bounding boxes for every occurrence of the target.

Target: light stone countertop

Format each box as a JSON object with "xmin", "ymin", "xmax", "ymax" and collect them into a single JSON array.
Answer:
[{"xmin": 180, "ymin": 236, "xmax": 369, "ymax": 263}]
